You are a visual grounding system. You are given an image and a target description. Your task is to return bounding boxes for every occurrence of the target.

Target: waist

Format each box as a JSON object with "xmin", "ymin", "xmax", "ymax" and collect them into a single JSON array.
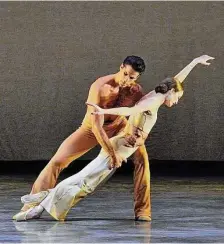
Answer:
[{"xmin": 124, "ymin": 125, "xmax": 149, "ymax": 140}]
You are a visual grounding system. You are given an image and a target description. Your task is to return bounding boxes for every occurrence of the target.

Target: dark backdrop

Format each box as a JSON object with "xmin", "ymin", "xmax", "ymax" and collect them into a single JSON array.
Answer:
[{"xmin": 0, "ymin": 2, "xmax": 223, "ymax": 161}]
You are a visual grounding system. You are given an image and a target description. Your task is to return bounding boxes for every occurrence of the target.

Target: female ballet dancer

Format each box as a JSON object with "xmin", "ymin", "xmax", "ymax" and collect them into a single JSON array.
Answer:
[{"xmin": 15, "ymin": 55, "xmax": 214, "ymax": 221}]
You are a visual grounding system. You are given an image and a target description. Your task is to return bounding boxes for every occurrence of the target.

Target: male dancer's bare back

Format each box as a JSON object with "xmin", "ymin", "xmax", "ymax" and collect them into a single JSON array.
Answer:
[{"xmin": 15, "ymin": 56, "xmax": 151, "ymax": 221}]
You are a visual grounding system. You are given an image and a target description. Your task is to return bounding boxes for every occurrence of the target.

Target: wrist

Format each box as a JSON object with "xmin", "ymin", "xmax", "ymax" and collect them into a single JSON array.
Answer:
[
  {"xmin": 192, "ymin": 58, "xmax": 199, "ymax": 65},
  {"xmin": 110, "ymin": 154, "xmax": 116, "ymax": 159},
  {"xmin": 110, "ymin": 152, "xmax": 117, "ymax": 160}
]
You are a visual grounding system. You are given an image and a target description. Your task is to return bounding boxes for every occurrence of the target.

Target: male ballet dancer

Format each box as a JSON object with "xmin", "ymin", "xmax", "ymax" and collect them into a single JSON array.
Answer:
[{"xmin": 14, "ymin": 56, "xmax": 151, "ymax": 221}]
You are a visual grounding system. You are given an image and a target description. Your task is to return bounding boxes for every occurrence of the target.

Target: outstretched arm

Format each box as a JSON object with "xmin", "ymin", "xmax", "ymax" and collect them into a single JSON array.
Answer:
[
  {"xmin": 87, "ymin": 55, "xmax": 214, "ymax": 116},
  {"xmin": 86, "ymin": 95, "xmax": 159, "ymax": 117},
  {"xmin": 174, "ymin": 55, "xmax": 214, "ymax": 83}
]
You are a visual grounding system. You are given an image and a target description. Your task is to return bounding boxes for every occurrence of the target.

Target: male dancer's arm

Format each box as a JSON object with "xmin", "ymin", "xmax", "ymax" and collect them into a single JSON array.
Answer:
[{"xmin": 86, "ymin": 81, "xmax": 125, "ymax": 169}]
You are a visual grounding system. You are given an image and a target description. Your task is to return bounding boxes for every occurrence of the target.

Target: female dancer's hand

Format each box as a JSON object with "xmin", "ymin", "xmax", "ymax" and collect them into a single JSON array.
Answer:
[
  {"xmin": 86, "ymin": 102, "xmax": 105, "ymax": 115},
  {"xmin": 194, "ymin": 55, "xmax": 215, "ymax": 66}
]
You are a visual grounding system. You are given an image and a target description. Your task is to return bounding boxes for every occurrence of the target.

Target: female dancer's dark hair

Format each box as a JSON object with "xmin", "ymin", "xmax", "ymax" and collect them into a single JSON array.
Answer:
[{"xmin": 155, "ymin": 77, "xmax": 183, "ymax": 94}]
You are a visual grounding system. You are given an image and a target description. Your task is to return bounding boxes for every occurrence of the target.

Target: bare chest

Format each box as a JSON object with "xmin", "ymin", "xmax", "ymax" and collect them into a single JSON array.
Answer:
[{"xmin": 100, "ymin": 85, "xmax": 120, "ymax": 108}]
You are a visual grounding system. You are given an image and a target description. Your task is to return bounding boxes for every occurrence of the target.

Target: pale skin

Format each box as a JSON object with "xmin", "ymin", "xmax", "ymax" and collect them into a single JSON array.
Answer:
[{"xmin": 87, "ymin": 55, "xmax": 214, "ymax": 167}]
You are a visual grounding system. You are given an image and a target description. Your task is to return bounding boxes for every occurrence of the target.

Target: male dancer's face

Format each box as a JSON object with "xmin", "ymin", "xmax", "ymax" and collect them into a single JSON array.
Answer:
[{"xmin": 115, "ymin": 64, "xmax": 140, "ymax": 87}]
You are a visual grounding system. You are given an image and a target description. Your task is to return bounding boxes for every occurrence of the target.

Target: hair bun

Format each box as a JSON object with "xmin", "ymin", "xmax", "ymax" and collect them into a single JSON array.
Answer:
[{"xmin": 155, "ymin": 83, "xmax": 169, "ymax": 94}]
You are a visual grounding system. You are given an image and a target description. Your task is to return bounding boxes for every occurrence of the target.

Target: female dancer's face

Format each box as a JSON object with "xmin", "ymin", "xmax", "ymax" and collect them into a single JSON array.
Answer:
[{"xmin": 164, "ymin": 89, "xmax": 184, "ymax": 107}]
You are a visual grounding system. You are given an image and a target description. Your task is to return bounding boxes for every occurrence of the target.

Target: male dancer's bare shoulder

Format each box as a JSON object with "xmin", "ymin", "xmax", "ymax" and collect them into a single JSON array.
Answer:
[
  {"xmin": 86, "ymin": 74, "xmax": 120, "ymax": 113},
  {"xmin": 89, "ymin": 74, "xmax": 144, "ymax": 108}
]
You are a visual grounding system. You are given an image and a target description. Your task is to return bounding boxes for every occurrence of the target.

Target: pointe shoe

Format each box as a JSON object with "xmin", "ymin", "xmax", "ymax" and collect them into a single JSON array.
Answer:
[
  {"xmin": 135, "ymin": 216, "xmax": 152, "ymax": 222},
  {"xmin": 21, "ymin": 191, "xmax": 49, "ymax": 205},
  {"xmin": 13, "ymin": 211, "xmax": 24, "ymax": 220},
  {"xmin": 12, "ymin": 202, "xmax": 40, "ymax": 220},
  {"xmin": 14, "ymin": 205, "xmax": 44, "ymax": 222},
  {"xmin": 12, "ymin": 209, "xmax": 40, "ymax": 220}
]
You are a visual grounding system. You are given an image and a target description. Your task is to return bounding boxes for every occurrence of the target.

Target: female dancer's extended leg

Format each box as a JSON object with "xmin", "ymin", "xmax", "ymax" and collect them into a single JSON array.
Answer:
[{"xmin": 15, "ymin": 141, "xmax": 137, "ymax": 221}]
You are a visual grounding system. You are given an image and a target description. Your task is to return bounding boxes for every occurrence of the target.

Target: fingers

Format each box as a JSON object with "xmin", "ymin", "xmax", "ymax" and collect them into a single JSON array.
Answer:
[
  {"xmin": 86, "ymin": 102, "xmax": 94, "ymax": 107},
  {"xmin": 110, "ymin": 164, "xmax": 120, "ymax": 169},
  {"xmin": 86, "ymin": 102, "xmax": 101, "ymax": 110},
  {"xmin": 125, "ymin": 136, "xmax": 136, "ymax": 147},
  {"xmin": 108, "ymin": 162, "xmax": 114, "ymax": 170},
  {"xmin": 86, "ymin": 102, "xmax": 104, "ymax": 115},
  {"xmin": 205, "ymin": 55, "xmax": 215, "ymax": 60},
  {"xmin": 201, "ymin": 58, "xmax": 214, "ymax": 66},
  {"xmin": 123, "ymin": 143, "xmax": 134, "ymax": 148},
  {"xmin": 91, "ymin": 111, "xmax": 102, "ymax": 115},
  {"xmin": 206, "ymin": 57, "xmax": 215, "ymax": 63},
  {"xmin": 111, "ymin": 161, "xmax": 124, "ymax": 169},
  {"xmin": 204, "ymin": 56, "xmax": 215, "ymax": 63},
  {"xmin": 108, "ymin": 161, "xmax": 121, "ymax": 169},
  {"xmin": 202, "ymin": 54, "xmax": 215, "ymax": 60},
  {"xmin": 108, "ymin": 155, "xmax": 127, "ymax": 170},
  {"xmin": 199, "ymin": 55, "xmax": 215, "ymax": 63},
  {"xmin": 205, "ymin": 60, "xmax": 213, "ymax": 65}
]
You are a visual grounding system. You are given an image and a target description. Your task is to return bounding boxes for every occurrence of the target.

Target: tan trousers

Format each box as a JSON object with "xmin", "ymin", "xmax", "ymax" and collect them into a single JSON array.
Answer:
[{"xmin": 23, "ymin": 117, "xmax": 151, "ymax": 218}]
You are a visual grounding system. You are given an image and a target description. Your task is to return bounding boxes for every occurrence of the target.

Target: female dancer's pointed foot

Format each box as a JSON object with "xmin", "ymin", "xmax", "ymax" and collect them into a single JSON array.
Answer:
[
  {"xmin": 12, "ymin": 203, "xmax": 38, "ymax": 220},
  {"xmin": 14, "ymin": 205, "xmax": 44, "ymax": 222},
  {"xmin": 21, "ymin": 191, "xmax": 49, "ymax": 205}
]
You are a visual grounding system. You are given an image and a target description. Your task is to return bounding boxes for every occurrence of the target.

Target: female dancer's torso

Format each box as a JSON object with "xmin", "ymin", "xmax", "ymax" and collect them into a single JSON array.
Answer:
[{"xmin": 100, "ymin": 108, "xmax": 158, "ymax": 159}]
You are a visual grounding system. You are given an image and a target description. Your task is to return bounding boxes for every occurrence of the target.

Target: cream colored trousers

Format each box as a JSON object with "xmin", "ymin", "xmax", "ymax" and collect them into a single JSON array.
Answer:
[{"xmin": 40, "ymin": 136, "xmax": 138, "ymax": 220}]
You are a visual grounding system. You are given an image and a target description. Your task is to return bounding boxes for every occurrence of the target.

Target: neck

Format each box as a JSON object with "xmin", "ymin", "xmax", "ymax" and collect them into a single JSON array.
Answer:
[
  {"xmin": 151, "ymin": 90, "xmax": 166, "ymax": 108},
  {"xmin": 158, "ymin": 92, "xmax": 166, "ymax": 106},
  {"xmin": 110, "ymin": 73, "xmax": 120, "ymax": 87}
]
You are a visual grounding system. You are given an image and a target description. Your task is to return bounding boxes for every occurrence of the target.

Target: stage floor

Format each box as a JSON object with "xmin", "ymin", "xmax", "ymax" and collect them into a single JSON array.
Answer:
[{"xmin": 0, "ymin": 174, "xmax": 223, "ymax": 243}]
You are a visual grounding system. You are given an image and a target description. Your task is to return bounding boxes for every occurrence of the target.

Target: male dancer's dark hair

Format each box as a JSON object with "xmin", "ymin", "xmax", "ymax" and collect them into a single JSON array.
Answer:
[{"xmin": 123, "ymin": 56, "xmax": 146, "ymax": 74}]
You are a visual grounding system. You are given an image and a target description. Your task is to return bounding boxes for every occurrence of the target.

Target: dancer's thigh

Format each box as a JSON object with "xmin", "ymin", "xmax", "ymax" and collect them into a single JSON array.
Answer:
[{"xmin": 51, "ymin": 126, "xmax": 98, "ymax": 168}]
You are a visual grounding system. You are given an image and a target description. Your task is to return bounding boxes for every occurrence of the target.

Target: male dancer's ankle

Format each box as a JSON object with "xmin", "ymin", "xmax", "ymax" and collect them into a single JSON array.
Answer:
[{"xmin": 135, "ymin": 216, "xmax": 151, "ymax": 222}]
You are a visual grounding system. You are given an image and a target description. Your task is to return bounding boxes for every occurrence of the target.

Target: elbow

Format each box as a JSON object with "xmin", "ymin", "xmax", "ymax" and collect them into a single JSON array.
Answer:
[
  {"xmin": 129, "ymin": 107, "xmax": 139, "ymax": 116},
  {"xmin": 120, "ymin": 107, "xmax": 136, "ymax": 116}
]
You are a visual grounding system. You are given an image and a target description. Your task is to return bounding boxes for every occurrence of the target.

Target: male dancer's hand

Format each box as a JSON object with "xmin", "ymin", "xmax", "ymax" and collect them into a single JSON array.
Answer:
[
  {"xmin": 86, "ymin": 102, "xmax": 127, "ymax": 169},
  {"xmin": 124, "ymin": 135, "xmax": 137, "ymax": 147},
  {"xmin": 124, "ymin": 135, "xmax": 145, "ymax": 148},
  {"xmin": 109, "ymin": 154, "xmax": 127, "ymax": 170}
]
